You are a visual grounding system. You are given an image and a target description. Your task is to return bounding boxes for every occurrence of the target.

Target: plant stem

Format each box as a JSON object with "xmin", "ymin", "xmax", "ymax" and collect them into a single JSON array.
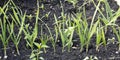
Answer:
[
  {"xmin": 80, "ymin": 46, "xmax": 83, "ymax": 52},
  {"xmin": 16, "ymin": 45, "xmax": 20, "ymax": 55},
  {"xmin": 4, "ymin": 46, "xmax": 7, "ymax": 59},
  {"xmin": 37, "ymin": 49, "xmax": 40, "ymax": 60},
  {"xmin": 43, "ymin": 48, "xmax": 46, "ymax": 53}
]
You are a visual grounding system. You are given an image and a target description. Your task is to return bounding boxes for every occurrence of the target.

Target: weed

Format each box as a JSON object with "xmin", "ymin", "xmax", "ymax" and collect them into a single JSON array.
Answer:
[
  {"xmin": 40, "ymin": 26, "xmax": 49, "ymax": 53},
  {"xmin": 30, "ymin": 41, "xmax": 48, "ymax": 60}
]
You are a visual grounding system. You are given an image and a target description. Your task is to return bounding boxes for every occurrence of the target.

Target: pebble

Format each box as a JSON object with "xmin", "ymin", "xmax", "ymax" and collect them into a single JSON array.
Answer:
[
  {"xmin": 114, "ymin": 0, "xmax": 120, "ymax": 6},
  {"xmin": 72, "ymin": 46, "xmax": 77, "ymax": 49},
  {"xmin": 115, "ymin": 51, "xmax": 119, "ymax": 54},
  {"xmin": 4, "ymin": 55, "xmax": 8, "ymax": 59},
  {"xmin": 83, "ymin": 56, "xmax": 89, "ymax": 60},
  {"xmin": 0, "ymin": 56, "xmax": 1, "ymax": 59}
]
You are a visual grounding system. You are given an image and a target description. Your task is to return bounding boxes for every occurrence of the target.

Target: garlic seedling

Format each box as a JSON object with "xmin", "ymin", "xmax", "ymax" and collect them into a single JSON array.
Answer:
[{"xmin": 115, "ymin": 0, "xmax": 120, "ymax": 6}]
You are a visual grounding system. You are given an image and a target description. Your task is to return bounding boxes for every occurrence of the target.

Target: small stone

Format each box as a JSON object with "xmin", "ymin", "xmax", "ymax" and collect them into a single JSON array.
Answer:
[
  {"xmin": 72, "ymin": 46, "xmax": 77, "ymax": 49},
  {"xmin": 94, "ymin": 56, "xmax": 98, "ymax": 60},
  {"xmin": 114, "ymin": 0, "xmax": 120, "ymax": 6},
  {"xmin": 14, "ymin": 54, "xmax": 17, "ymax": 56},
  {"xmin": 83, "ymin": 56, "xmax": 89, "ymax": 60},
  {"xmin": 4, "ymin": 55, "xmax": 8, "ymax": 59},
  {"xmin": 115, "ymin": 51, "xmax": 119, "ymax": 54},
  {"xmin": 0, "ymin": 56, "xmax": 1, "ymax": 59}
]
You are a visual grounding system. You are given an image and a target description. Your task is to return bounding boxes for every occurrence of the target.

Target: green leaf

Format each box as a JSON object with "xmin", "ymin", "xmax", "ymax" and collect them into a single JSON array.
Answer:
[
  {"xmin": 30, "ymin": 53, "xmax": 37, "ymax": 60},
  {"xmin": 64, "ymin": 27, "xmax": 74, "ymax": 36},
  {"xmin": 34, "ymin": 42, "xmax": 41, "ymax": 49},
  {"xmin": 101, "ymin": 28, "xmax": 106, "ymax": 46},
  {"xmin": 96, "ymin": 28, "xmax": 102, "ymax": 46},
  {"xmin": 41, "ymin": 45, "xmax": 49, "ymax": 48},
  {"xmin": 89, "ymin": 20, "xmax": 99, "ymax": 40}
]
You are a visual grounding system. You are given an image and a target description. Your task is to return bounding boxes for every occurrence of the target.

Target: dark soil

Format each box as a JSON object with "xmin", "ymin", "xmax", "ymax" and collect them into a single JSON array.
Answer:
[{"xmin": 0, "ymin": 0, "xmax": 120, "ymax": 60}]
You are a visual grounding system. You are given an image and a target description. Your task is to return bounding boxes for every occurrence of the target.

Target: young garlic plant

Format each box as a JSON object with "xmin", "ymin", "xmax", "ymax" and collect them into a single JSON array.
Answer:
[
  {"xmin": 54, "ymin": 14, "xmax": 75, "ymax": 52},
  {"xmin": 9, "ymin": 11, "xmax": 26, "ymax": 55},
  {"xmin": 54, "ymin": 5, "xmax": 75, "ymax": 52},
  {"xmin": 0, "ymin": 1, "xmax": 12, "ymax": 58},
  {"xmin": 96, "ymin": 22, "xmax": 106, "ymax": 51},
  {"xmin": 24, "ymin": 0, "xmax": 39, "ymax": 51},
  {"xmin": 7, "ymin": 0, "xmax": 27, "ymax": 55},
  {"xmin": 92, "ymin": 0, "xmax": 120, "ymax": 51},
  {"xmin": 73, "ymin": 6, "xmax": 99, "ymax": 52}
]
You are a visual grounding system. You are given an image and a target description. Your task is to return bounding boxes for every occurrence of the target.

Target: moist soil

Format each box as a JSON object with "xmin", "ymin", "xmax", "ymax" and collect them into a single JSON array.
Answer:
[{"xmin": 0, "ymin": 0, "xmax": 120, "ymax": 60}]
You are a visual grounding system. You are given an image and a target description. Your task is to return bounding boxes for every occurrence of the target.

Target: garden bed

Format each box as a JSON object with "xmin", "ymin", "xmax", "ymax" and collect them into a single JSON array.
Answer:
[{"xmin": 0, "ymin": 0, "xmax": 120, "ymax": 60}]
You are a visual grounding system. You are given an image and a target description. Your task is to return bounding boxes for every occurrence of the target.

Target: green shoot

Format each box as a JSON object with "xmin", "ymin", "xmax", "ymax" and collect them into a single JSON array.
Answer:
[
  {"xmin": 86, "ymin": 19, "xmax": 99, "ymax": 52},
  {"xmin": 8, "ymin": 11, "xmax": 26, "ymax": 55},
  {"xmin": 54, "ymin": 10, "xmax": 75, "ymax": 52},
  {"xmin": 40, "ymin": 26, "xmax": 49, "ymax": 53},
  {"xmin": 0, "ymin": 7, "xmax": 12, "ymax": 59},
  {"xmin": 73, "ymin": 8, "xmax": 99, "ymax": 52},
  {"xmin": 30, "ymin": 42, "xmax": 47, "ymax": 60},
  {"xmin": 112, "ymin": 26, "xmax": 120, "ymax": 51},
  {"xmin": 73, "ymin": 13, "xmax": 86, "ymax": 52},
  {"xmin": 96, "ymin": 26, "xmax": 102, "ymax": 51},
  {"xmin": 38, "ymin": 17, "xmax": 56, "ymax": 52},
  {"xmin": 24, "ymin": 0, "xmax": 39, "ymax": 51},
  {"xmin": 30, "ymin": 42, "xmax": 48, "ymax": 60}
]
